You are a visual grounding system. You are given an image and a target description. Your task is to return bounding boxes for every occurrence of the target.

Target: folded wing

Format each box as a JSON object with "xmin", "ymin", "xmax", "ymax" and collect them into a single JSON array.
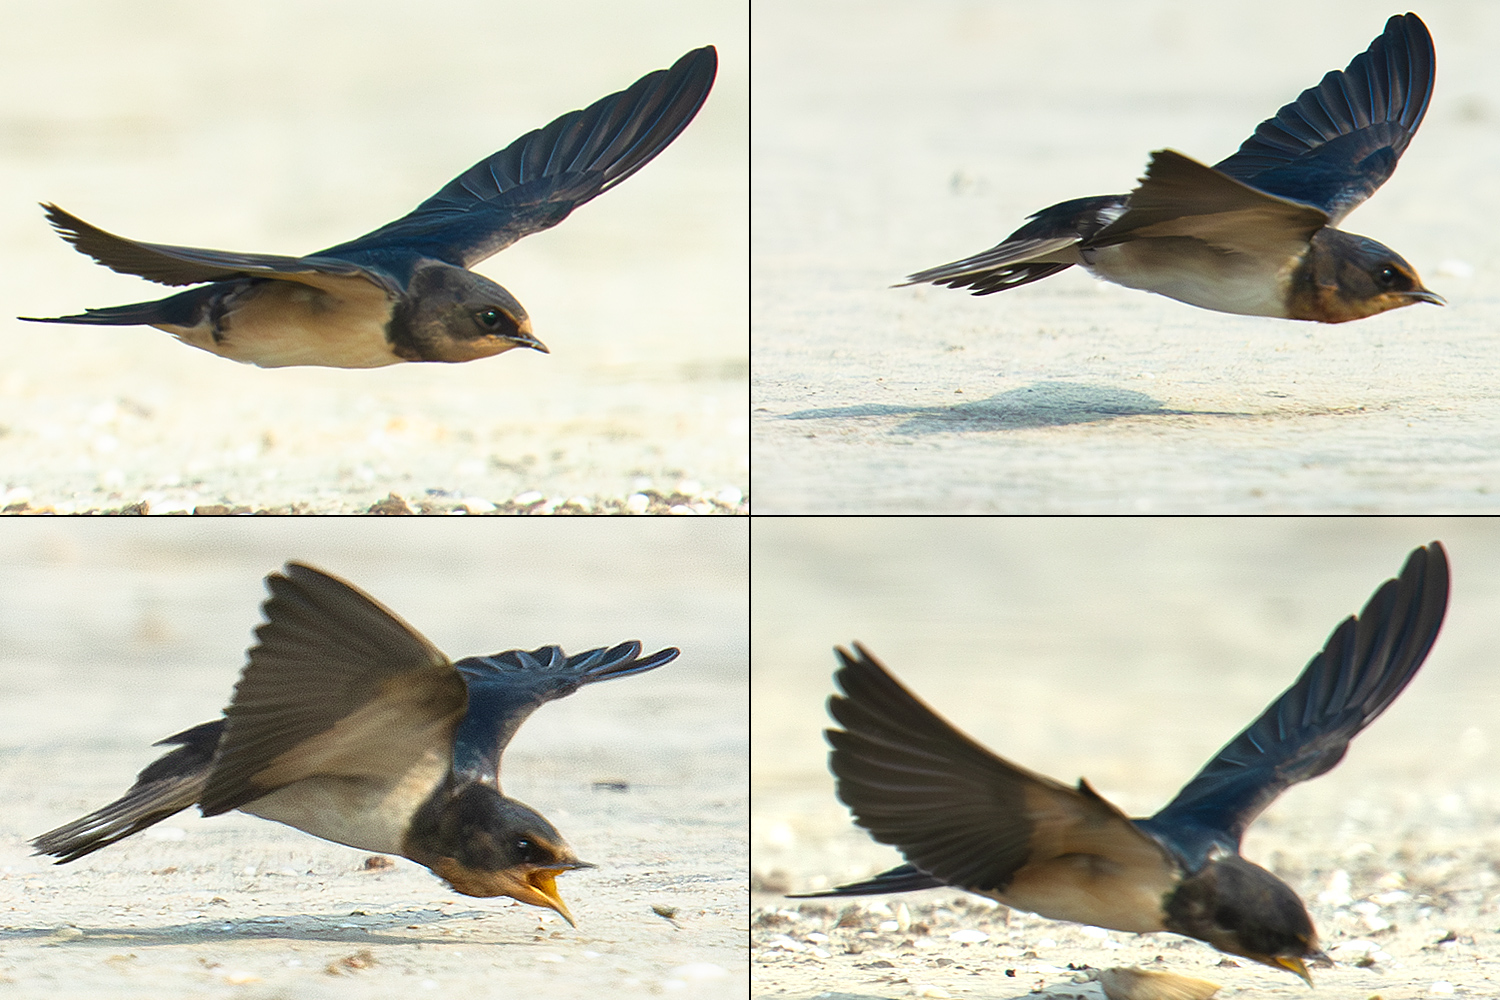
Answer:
[{"xmin": 36, "ymin": 203, "xmax": 382, "ymax": 291}]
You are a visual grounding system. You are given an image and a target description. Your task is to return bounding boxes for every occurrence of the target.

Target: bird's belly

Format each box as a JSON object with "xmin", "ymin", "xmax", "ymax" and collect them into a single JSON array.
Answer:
[
  {"xmin": 981, "ymin": 854, "xmax": 1178, "ymax": 934},
  {"xmin": 1082, "ymin": 239, "xmax": 1295, "ymax": 318},
  {"xmin": 239, "ymin": 753, "xmax": 448, "ymax": 856},
  {"xmin": 156, "ymin": 279, "xmax": 401, "ymax": 369}
]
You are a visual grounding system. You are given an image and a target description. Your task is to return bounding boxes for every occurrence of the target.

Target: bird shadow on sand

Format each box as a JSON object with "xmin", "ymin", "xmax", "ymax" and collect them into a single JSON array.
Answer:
[
  {"xmin": 0, "ymin": 907, "xmax": 529, "ymax": 948},
  {"xmin": 780, "ymin": 381, "xmax": 1245, "ymax": 434}
]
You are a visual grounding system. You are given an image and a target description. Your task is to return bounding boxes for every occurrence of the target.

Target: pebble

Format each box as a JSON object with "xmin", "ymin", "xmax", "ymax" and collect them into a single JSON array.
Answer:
[{"xmin": 948, "ymin": 930, "xmax": 989, "ymax": 944}]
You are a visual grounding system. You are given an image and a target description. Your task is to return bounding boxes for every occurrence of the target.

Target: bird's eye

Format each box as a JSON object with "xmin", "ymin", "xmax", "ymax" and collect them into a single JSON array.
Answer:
[
  {"xmin": 514, "ymin": 838, "xmax": 533, "ymax": 856},
  {"xmin": 1377, "ymin": 265, "xmax": 1400, "ymax": 288},
  {"xmin": 477, "ymin": 308, "xmax": 504, "ymax": 329}
]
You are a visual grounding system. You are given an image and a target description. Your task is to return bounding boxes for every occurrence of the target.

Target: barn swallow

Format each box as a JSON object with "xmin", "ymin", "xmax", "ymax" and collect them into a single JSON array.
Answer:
[
  {"xmin": 797, "ymin": 542, "xmax": 1449, "ymax": 983},
  {"xmin": 902, "ymin": 14, "xmax": 1442, "ymax": 323},
  {"xmin": 32, "ymin": 563, "xmax": 678, "ymax": 925},
  {"xmin": 19, "ymin": 46, "xmax": 716, "ymax": 368}
]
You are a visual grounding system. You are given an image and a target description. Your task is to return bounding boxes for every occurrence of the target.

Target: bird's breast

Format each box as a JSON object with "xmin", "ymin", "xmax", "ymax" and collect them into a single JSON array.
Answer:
[
  {"xmin": 1082, "ymin": 238, "xmax": 1299, "ymax": 319},
  {"xmin": 981, "ymin": 852, "xmax": 1180, "ymax": 935},
  {"xmin": 154, "ymin": 277, "xmax": 402, "ymax": 369},
  {"xmin": 238, "ymin": 749, "xmax": 449, "ymax": 855}
]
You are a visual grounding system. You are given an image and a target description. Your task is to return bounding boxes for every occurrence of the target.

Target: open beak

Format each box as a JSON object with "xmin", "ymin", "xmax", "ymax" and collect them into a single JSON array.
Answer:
[
  {"xmin": 431, "ymin": 857, "xmax": 593, "ymax": 924},
  {"xmin": 1274, "ymin": 955, "xmax": 1314, "ymax": 987},
  {"xmin": 525, "ymin": 862, "xmax": 593, "ymax": 927}
]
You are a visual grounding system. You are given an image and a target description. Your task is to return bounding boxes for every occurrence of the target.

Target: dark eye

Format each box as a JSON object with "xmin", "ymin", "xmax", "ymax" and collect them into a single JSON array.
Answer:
[
  {"xmin": 514, "ymin": 838, "xmax": 533, "ymax": 856},
  {"xmin": 1377, "ymin": 265, "xmax": 1400, "ymax": 289},
  {"xmin": 477, "ymin": 308, "xmax": 504, "ymax": 329}
]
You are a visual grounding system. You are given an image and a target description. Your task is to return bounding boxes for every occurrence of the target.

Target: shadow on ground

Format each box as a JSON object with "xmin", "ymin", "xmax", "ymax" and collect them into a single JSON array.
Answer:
[
  {"xmin": 0, "ymin": 907, "xmax": 497, "ymax": 948},
  {"xmin": 780, "ymin": 381, "xmax": 1239, "ymax": 434}
]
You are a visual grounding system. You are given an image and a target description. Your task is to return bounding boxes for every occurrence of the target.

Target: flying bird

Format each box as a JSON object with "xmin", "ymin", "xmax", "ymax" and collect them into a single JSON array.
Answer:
[
  {"xmin": 798, "ymin": 542, "xmax": 1449, "ymax": 983},
  {"xmin": 902, "ymin": 15, "xmax": 1442, "ymax": 323},
  {"xmin": 33, "ymin": 562, "xmax": 678, "ymax": 925},
  {"xmin": 21, "ymin": 46, "xmax": 716, "ymax": 367}
]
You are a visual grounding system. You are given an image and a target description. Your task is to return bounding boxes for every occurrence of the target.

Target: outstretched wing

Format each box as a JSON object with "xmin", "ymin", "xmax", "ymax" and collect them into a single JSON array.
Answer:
[
  {"xmin": 322, "ymin": 46, "xmax": 717, "ymax": 270},
  {"xmin": 36, "ymin": 203, "xmax": 385, "ymax": 291},
  {"xmin": 451, "ymin": 641, "xmax": 678, "ymax": 788},
  {"xmin": 198, "ymin": 563, "xmax": 467, "ymax": 816},
  {"xmin": 1212, "ymin": 13, "xmax": 1435, "ymax": 223},
  {"xmin": 825, "ymin": 644, "xmax": 1178, "ymax": 928},
  {"xmin": 1141, "ymin": 542, "xmax": 1449, "ymax": 867}
]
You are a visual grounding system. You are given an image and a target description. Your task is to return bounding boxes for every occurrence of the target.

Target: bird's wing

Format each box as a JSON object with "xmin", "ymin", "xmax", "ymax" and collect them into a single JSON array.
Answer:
[
  {"xmin": 1211, "ymin": 13, "xmax": 1434, "ymax": 224},
  {"xmin": 1143, "ymin": 542, "xmax": 1449, "ymax": 864},
  {"xmin": 900, "ymin": 194, "xmax": 1126, "ymax": 295},
  {"xmin": 827, "ymin": 644, "xmax": 1177, "ymax": 917},
  {"xmin": 320, "ymin": 46, "xmax": 717, "ymax": 270},
  {"xmin": 38, "ymin": 204, "xmax": 389, "ymax": 293},
  {"xmin": 451, "ymin": 642, "xmax": 678, "ymax": 790},
  {"xmin": 1090, "ymin": 150, "xmax": 1329, "ymax": 256},
  {"xmin": 198, "ymin": 564, "xmax": 468, "ymax": 816},
  {"xmin": 31, "ymin": 720, "xmax": 224, "ymax": 863}
]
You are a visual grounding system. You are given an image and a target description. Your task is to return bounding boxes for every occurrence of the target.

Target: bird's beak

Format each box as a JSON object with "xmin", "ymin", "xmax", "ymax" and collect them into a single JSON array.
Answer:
[
  {"xmin": 513, "ymin": 317, "xmax": 549, "ymax": 354},
  {"xmin": 1406, "ymin": 288, "xmax": 1446, "ymax": 307},
  {"xmin": 524, "ymin": 860, "xmax": 595, "ymax": 927},
  {"xmin": 1275, "ymin": 955, "xmax": 1315, "ymax": 986}
]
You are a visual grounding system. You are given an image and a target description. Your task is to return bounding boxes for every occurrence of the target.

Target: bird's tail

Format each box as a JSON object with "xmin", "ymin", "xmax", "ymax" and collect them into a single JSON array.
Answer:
[
  {"xmin": 18, "ymin": 284, "xmax": 212, "ymax": 327},
  {"xmin": 32, "ymin": 720, "xmax": 223, "ymax": 863},
  {"xmin": 788, "ymin": 862, "xmax": 946, "ymax": 898}
]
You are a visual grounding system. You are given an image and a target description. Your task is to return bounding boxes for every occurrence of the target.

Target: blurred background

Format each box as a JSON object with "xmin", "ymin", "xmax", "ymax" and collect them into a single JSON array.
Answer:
[
  {"xmin": 753, "ymin": 518, "xmax": 1500, "ymax": 893},
  {"xmin": 0, "ymin": 0, "xmax": 747, "ymax": 512}
]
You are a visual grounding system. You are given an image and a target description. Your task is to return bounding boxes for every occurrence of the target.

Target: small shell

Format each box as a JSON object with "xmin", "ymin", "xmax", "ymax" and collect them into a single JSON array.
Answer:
[{"xmin": 1090, "ymin": 967, "xmax": 1220, "ymax": 1000}]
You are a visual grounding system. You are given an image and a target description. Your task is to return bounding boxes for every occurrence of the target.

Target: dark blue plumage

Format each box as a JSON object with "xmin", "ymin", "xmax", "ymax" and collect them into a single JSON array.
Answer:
[{"xmin": 452, "ymin": 642, "xmax": 680, "ymax": 785}]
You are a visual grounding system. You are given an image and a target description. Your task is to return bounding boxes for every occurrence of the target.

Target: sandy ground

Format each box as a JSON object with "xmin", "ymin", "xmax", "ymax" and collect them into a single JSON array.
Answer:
[
  {"xmin": 752, "ymin": 518, "xmax": 1500, "ymax": 998},
  {"xmin": 0, "ymin": 1, "xmax": 747, "ymax": 514},
  {"xmin": 0, "ymin": 519, "xmax": 748, "ymax": 997},
  {"xmin": 752, "ymin": 1, "xmax": 1500, "ymax": 512}
]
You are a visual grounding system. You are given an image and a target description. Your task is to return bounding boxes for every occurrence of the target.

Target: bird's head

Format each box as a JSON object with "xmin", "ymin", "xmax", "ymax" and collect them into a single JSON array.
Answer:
[
  {"xmin": 389, "ymin": 263, "xmax": 548, "ymax": 362},
  {"xmin": 403, "ymin": 780, "xmax": 593, "ymax": 925},
  {"xmin": 1289, "ymin": 227, "xmax": 1444, "ymax": 323},
  {"xmin": 1164, "ymin": 854, "xmax": 1330, "ymax": 985}
]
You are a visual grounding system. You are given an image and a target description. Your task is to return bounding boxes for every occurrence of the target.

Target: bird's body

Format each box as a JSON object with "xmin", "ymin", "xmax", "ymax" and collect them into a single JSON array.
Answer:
[
  {"xmin": 21, "ymin": 46, "xmax": 717, "ymax": 368},
  {"xmin": 799, "ymin": 542, "xmax": 1450, "ymax": 983},
  {"xmin": 903, "ymin": 15, "xmax": 1442, "ymax": 323},
  {"xmin": 33, "ymin": 564, "xmax": 679, "ymax": 925}
]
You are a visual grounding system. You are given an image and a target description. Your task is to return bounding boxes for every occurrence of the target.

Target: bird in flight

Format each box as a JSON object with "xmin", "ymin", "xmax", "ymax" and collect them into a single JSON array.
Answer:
[
  {"xmin": 902, "ymin": 15, "xmax": 1442, "ymax": 323},
  {"xmin": 22, "ymin": 46, "xmax": 716, "ymax": 367},
  {"xmin": 799, "ymin": 542, "xmax": 1449, "ymax": 983},
  {"xmin": 33, "ymin": 563, "xmax": 678, "ymax": 925}
]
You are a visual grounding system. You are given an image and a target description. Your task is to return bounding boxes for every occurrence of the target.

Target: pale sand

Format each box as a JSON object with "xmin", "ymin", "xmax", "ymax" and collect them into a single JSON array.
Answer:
[
  {"xmin": 752, "ymin": 1, "xmax": 1500, "ymax": 512},
  {"xmin": 0, "ymin": 519, "xmax": 747, "ymax": 997},
  {"xmin": 0, "ymin": 1, "xmax": 747, "ymax": 514},
  {"xmin": 753, "ymin": 518, "xmax": 1500, "ymax": 998}
]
